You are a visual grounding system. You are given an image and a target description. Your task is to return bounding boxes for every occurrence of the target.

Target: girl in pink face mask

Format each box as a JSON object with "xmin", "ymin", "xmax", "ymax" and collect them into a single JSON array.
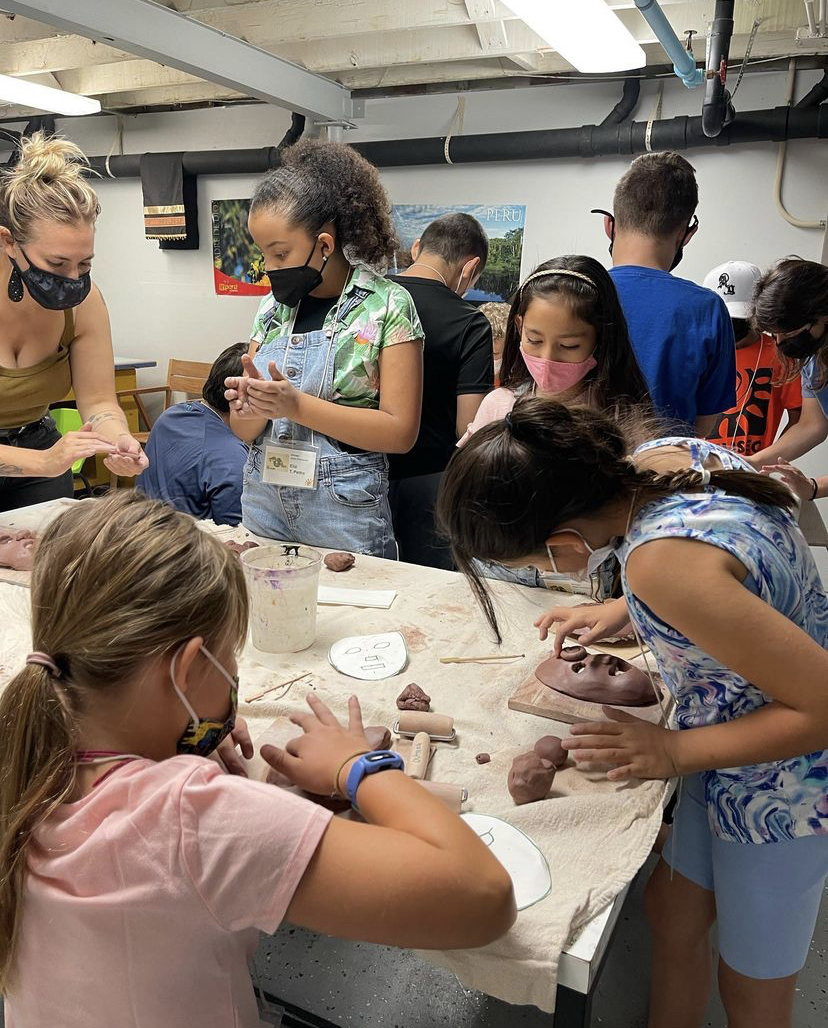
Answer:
[{"xmin": 459, "ymin": 255, "xmax": 652, "ymax": 446}]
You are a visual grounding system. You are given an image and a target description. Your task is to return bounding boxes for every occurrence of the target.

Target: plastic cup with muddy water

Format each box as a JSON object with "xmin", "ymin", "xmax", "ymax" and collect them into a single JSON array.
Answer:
[{"xmin": 241, "ymin": 544, "xmax": 322, "ymax": 653}]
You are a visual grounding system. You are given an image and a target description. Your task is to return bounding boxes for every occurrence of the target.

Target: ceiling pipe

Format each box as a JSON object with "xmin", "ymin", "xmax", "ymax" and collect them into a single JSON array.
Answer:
[
  {"xmin": 599, "ymin": 77, "xmax": 641, "ymax": 127},
  {"xmin": 632, "ymin": 0, "xmax": 704, "ymax": 88},
  {"xmin": 702, "ymin": 0, "xmax": 736, "ymax": 138},
  {"xmin": 81, "ymin": 105, "xmax": 828, "ymax": 178}
]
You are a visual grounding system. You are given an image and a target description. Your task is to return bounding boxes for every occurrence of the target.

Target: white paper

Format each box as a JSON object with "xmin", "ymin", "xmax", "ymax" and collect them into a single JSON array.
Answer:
[
  {"xmin": 317, "ymin": 586, "xmax": 397, "ymax": 609},
  {"xmin": 328, "ymin": 631, "xmax": 408, "ymax": 680},
  {"xmin": 461, "ymin": 813, "xmax": 552, "ymax": 911}
]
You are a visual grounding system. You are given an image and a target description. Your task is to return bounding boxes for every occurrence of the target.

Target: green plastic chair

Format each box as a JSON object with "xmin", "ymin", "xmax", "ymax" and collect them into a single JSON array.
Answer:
[{"xmin": 50, "ymin": 406, "xmax": 93, "ymax": 496}]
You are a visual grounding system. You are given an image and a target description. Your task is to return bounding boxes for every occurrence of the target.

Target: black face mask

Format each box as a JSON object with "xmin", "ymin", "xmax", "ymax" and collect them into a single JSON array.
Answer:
[
  {"xmin": 776, "ymin": 323, "xmax": 826, "ymax": 362},
  {"xmin": 731, "ymin": 318, "xmax": 751, "ymax": 343},
  {"xmin": 8, "ymin": 250, "xmax": 91, "ymax": 310},
  {"xmin": 266, "ymin": 239, "xmax": 328, "ymax": 308},
  {"xmin": 590, "ymin": 209, "xmax": 698, "ymax": 271}
]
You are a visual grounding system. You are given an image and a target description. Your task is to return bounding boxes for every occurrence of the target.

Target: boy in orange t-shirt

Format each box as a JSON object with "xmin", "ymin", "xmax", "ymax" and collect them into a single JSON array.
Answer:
[{"xmin": 703, "ymin": 261, "xmax": 801, "ymax": 457}]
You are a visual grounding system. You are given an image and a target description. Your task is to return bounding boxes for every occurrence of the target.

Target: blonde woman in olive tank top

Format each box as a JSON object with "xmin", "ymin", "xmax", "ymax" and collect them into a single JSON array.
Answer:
[{"xmin": 0, "ymin": 132, "xmax": 146, "ymax": 513}]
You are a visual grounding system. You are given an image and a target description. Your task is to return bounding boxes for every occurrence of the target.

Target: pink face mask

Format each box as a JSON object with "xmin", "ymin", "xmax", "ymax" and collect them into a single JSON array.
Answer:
[{"xmin": 521, "ymin": 349, "xmax": 597, "ymax": 394}]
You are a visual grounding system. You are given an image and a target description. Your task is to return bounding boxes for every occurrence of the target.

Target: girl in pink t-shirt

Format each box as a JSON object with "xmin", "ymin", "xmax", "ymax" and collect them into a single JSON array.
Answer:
[
  {"xmin": 459, "ymin": 254, "xmax": 651, "ymax": 445},
  {"xmin": 0, "ymin": 493, "xmax": 514, "ymax": 1028}
]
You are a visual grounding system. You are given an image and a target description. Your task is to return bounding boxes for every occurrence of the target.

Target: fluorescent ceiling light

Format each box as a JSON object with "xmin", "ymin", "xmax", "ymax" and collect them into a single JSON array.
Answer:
[
  {"xmin": 0, "ymin": 73, "xmax": 101, "ymax": 116},
  {"xmin": 503, "ymin": 0, "xmax": 646, "ymax": 73}
]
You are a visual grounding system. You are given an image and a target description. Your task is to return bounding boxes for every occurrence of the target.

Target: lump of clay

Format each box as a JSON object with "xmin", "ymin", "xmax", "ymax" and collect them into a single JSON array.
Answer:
[
  {"xmin": 324, "ymin": 551, "xmax": 355, "ymax": 572},
  {"xmin": 395, "ymin": 683, "xmax": 431, "ymax": 712},
  {"xmin": 535, "ymin": 651, "xmax": 656, "ymax": 707},
  {"xmin": 225, "ymin": 540, "xmax": 259, "ymax": 557},
  {"xmin": 533, "ymin": 735, "xmax": 567, "ymax": 769},
  {"xmin": 508, "ymin": 751, "xmax": 556, "ymax": 805},
  {"xmin": 475, "ymin": 753, "xmax": 491, "ymax": 765},
  {"xmin": 364, "ymin": 725, "xmax": 392, "ymax": 751},
  {"xmin": 0, "ymin": 529, "xmax": 36, "ymax": 571}
]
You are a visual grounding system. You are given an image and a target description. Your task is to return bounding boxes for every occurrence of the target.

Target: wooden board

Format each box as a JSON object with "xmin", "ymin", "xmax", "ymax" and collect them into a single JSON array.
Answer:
[{"xmin": 508, "ymin": 666, "xmax": 669, "ymax": 726}]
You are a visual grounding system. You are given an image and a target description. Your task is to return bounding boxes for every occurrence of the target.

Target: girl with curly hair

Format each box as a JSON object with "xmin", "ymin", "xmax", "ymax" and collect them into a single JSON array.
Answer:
[{"xmin": 226, "ymin": 140, "xmax": 423, "ymax": 557}]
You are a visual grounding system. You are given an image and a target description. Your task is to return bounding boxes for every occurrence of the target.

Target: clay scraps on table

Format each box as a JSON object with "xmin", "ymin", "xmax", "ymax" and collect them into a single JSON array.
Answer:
[
  {"xmin": 0, "ymin": 528, "xmax": 37, "ymax": 571},
  {"xmin": 395, "ymin": 682, "xmax": 431, "ymax": 712},
  {"xmin": 364, "ymin": 725, "xmax": 392, "ymax": 751},
  {"xmin": 225, "ymin": 540, "xmax": 260, "ymax": 557},
  {"xmin": 533, "ymin": 735, "xmax": 567, "ymax": 768},
  {"xmin": 475, "ymin": 753, "xmax": 491, "ymax": 765},
  {"xmin": 534, "ymin": 646, "xmax": 657, "ymax": 707},
  {"xmin": 324, "ymin": 551, "xmax": 356, "ymax": 572},
  {"xmin": 508, "ymin": 751, "xmax": 557, "ymax": 805}
]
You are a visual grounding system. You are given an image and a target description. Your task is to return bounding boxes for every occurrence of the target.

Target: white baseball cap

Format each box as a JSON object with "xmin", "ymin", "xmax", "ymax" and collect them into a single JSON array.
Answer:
[{"xmin": 703, "ymin": 261, "xmax": 762, "ymax": 318}]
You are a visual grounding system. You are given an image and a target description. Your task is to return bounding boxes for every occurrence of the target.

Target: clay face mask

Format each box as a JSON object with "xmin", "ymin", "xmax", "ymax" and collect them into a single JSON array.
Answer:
[{"xmin": 534, "ymin": 646, "xmax": 657, "ymax": 707}]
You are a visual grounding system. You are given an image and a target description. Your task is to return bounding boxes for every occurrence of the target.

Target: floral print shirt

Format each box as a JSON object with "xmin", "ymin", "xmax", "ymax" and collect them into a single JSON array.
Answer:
[
  {"xmin": 250, "ymin": 266, "xmax": 423, "ymax": 408},
  {"xmin": 618, "ymin": 437, "xmax": 828, "ymax": 844}
]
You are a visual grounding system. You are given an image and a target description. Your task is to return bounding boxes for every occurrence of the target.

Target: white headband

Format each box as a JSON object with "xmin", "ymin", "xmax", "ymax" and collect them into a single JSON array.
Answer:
[{"xmin": 520, "ymin": 269, "xmax": 597, "ymax": 292}]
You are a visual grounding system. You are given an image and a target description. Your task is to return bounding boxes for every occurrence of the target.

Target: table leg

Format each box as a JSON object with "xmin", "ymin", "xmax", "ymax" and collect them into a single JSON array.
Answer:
[
  {"xmin": 552, "ymin": 985, "xmax": 593, "ymax": 1028},
  {"xmin": 254, "ymin": 988, "xmax": 340, "ymax": 1028}
]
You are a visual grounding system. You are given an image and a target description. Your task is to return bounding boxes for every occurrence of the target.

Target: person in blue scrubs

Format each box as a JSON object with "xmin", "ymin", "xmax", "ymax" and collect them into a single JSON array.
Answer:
[{"xmin": 137, "ymin": 343, "xmax": 248, "ymax": 525}]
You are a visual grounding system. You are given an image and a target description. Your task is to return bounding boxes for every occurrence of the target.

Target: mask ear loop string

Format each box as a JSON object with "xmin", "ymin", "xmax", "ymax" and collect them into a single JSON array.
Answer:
[{"xmin": 623, "ymin": 491, "xmax": 681, "ymax": 878}]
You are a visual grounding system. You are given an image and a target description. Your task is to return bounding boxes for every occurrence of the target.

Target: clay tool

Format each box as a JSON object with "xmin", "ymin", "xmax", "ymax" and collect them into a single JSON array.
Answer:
[
  {"xmin": 439, "ymin": 653, "xmax": 524, "ymax": 664},
  {"xmin": 394, "ymin": 710, "xmax": 455, "ymax": 742},
  {"xmin": 245, "ymin": 671, "xmax": 311, "ymax": 703},
  {"xmin": 416, "ymin": 780, "xmax": 468, "ymax": 812},
  {"xmin": 407, "ymin": 732, "xmax": 432, "ymax": 780}
]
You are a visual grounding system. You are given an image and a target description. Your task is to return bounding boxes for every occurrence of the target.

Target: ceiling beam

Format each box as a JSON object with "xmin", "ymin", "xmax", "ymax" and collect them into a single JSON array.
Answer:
[{"xmin": 0, "ymin": 0, "xmax": 353, "ymax": 121}]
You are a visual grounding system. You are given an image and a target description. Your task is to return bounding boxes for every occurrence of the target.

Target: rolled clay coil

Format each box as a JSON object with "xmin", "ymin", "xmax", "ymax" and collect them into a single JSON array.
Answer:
[{"xmin": 397, "ymin": 711, "xmax": 454, "ymax": 738}]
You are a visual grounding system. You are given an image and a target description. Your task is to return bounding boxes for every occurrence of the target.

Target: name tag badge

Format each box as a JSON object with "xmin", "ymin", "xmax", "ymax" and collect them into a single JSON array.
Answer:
[{"xmin": 262, "ymin": 439, "xmax": 319, "ymax": 489}]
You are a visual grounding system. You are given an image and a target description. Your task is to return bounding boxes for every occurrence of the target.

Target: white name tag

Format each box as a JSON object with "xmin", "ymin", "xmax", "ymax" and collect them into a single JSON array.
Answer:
[{"xmin": 262, "ymin": 440, "xmax": 319, "ymax": 489}]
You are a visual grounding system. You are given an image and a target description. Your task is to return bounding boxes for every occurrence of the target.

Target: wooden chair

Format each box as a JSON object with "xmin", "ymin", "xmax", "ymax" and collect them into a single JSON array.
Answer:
[{"xmin": 111, "ymin": 358, "xmax": 212, "ymax": 489}]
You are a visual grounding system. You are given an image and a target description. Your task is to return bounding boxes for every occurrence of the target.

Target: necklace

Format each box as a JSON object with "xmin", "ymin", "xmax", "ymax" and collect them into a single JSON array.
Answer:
[{"xmin": 407, "ymin": 262, "xmax": 449, "ymax": 288}]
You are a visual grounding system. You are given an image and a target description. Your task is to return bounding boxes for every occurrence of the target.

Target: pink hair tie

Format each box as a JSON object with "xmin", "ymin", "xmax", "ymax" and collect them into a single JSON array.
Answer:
[{"xmin": 26, "ymin": 652, "xmax": 62, "ymax": 678}]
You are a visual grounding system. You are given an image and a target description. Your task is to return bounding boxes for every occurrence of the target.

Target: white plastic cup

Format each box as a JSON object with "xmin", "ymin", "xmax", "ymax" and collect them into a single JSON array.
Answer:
[{"xmin": 241, "ymin": 544, "xmax": 321, "ymax": 653}]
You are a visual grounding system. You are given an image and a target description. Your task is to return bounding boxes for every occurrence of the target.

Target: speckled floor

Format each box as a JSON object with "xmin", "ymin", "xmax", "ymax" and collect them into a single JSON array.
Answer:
[
  {"xmin": 1, "ymin": 858, "xmax": 824, "ymax": 1027},
  {"xmin": 247, "ymin": 856, "xmax": 828, "ymax": 1028}
]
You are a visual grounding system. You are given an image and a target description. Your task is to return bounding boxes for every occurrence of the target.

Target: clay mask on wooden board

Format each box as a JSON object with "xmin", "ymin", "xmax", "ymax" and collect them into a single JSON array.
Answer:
[
  {"xmin": 535, "ymin": 646, "xmax": 657, "ymax": 707},
  {"xmin": 328, "ymin": 631, "xmax": 409, "ymax": 681},
  {"xmin": 461, "ymin": 813, "xmax": 551, "ymax": 911}
]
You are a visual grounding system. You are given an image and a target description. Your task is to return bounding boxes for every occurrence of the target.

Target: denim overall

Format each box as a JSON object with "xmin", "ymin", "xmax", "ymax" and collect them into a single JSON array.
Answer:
[{"xmin": 241, "ymin": 318, "xmax": 396, "ymax": 558}]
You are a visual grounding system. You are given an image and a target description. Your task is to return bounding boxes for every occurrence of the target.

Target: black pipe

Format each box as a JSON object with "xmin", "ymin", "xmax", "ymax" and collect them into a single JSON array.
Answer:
[
  {"xmin": 599, "ymin": 78, "xmax": 641, "ymax": 127},
  {"xmin": 702, "ymin": 0, "xmax": 736, "ymax": 138},
  {"xmin": 82, "ymin": 105, "xmax": 828, "ymax": 178},
  {"xmin": 796, "ymin": 68, "xmax": 828, "ymax": 108},
  {"xmin": 277, "ymin": 112, "xmax": 305, "ymax": 149}
]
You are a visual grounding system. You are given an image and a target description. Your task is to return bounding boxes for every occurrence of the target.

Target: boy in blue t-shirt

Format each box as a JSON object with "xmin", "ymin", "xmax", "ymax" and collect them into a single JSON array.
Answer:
[{"xmin": 599, "ymin": 152, "xmax": 736, "ymax": 435}]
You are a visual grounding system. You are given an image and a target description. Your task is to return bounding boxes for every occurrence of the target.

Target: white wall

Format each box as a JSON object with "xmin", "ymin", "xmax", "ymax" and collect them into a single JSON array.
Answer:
[
  {"xmin": 30, "ymin": 67, "xmax": 823, "ymax": 378},
  {"xmin": 6, "ymin": 68, "xmax": 828, "ymax": 560}
]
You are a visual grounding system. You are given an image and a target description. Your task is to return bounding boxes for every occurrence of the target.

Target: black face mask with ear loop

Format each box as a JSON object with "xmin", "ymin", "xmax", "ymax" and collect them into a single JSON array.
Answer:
[
  {"xmin": 590, "ymin": 209, "xmax": 698, "ymax": 271},
  {"xmin": 776, "ymin": 323, "xmax": 827, "ymax": 362},
  {"xmin": 266, "ymin": 237, "xmax": 329, "ymax": 308}
]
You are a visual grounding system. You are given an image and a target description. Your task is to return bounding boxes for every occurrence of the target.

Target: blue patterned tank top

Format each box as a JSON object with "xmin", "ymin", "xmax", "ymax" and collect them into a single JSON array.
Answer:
[{"xmin": 617, "ymin": 437, "xmax": 828, "ymax": 844}]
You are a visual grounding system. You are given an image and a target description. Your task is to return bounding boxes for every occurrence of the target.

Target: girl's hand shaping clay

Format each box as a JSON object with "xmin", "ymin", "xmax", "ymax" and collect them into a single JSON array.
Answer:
[
  {"xmin": 536, "ymin": 596, "xmax": 631, "ymax": 655},
  {"xmin": 261, "ymin": 694, "xmax": 374, "ymax": 797},
  {"xmin": 562, "ymin": 708, "xmax": 679, "ymax": 781},
  {"xmin": 226, "ymin": 353, "xmax": 300, "ymax": 421}
]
